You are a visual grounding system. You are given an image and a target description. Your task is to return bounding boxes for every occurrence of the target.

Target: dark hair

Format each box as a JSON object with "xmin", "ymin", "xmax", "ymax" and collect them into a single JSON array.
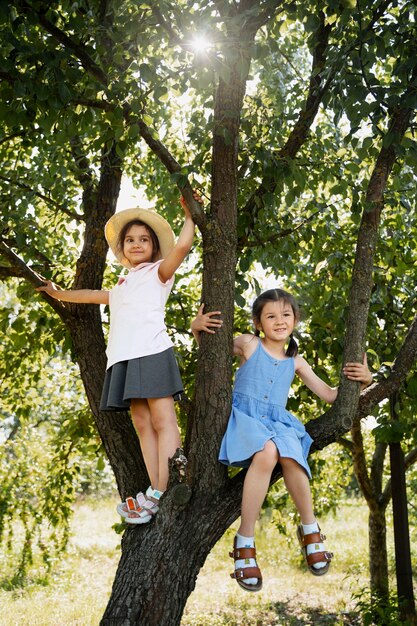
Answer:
[
  {"xmin": 252, "ymin": 288, "xmax": 300, "ymax": 357},
  {"xmin": 117, "ymin": 220, "xmax": 160, "ymax": 262}
]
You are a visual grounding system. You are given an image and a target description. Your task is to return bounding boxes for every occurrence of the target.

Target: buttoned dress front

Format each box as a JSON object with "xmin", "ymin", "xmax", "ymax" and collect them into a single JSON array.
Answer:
[{"xmin": 218, "ymin": 340, "xmax": 313, "ymax": 478}]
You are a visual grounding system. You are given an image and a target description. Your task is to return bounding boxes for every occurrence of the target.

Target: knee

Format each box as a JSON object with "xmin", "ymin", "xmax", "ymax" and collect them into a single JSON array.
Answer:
[
  {"xmin": 131, "ymin": 411, "xmax": 151, "ymax": 434},
  {"xmin": 150, "ymin": 413, "xmax": 164, "ymax": 432},
  {"xmin": 279, "ymin": 456, "xmax": 298, "ymax": 470},
  {"xmin": 150, "ymin": 411, "xmax": 177, "ymax": 433},
  {"xmin": 253, "ymin": 440, "xmax": 279, "ymax": 471}
]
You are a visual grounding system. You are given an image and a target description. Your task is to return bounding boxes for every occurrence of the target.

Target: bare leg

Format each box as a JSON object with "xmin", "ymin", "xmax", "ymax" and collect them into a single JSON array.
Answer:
[
  {"xmin": 279, "ymin": 456, "xmax": 315, "ymax": 524},
  {"xmin": 147, "ymin": 396, "xmax": 181, "ymax": 492},
  {"xmin": 279, "ymin": 455, "xmax": 330, "ymax": 572},
  {"xmin": 130, "ymin": 398, "xmax": 159, "ymax": 489},
  {"xmin": 238, "ymin": 440, "xmax": 279, "ymax": 536},
  {"xmin": 230, "ymin": 441, "xmax": 278, "ymax": 587}
]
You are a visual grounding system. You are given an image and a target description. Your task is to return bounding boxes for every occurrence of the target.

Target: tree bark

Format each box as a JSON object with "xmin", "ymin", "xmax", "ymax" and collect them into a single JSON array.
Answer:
[{"xmin": 369, "ymin": 506, "xmax": 389, "ymax": 600}]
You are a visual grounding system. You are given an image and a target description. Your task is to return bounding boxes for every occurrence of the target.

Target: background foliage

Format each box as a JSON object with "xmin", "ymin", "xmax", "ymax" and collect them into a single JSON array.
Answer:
[{"xmin": 0, "ymin": 1, "xmax": 416, "ymax": 615}]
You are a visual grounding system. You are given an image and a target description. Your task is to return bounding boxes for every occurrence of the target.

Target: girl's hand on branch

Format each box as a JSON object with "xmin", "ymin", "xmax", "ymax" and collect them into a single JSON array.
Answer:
[
  {"xmin": 343, "ymin": 353, "xmax": 373, "ymax": 389},
  {"xmin": 180, "ymin": 191, "xmax": 203, "ymax": 218},
  {"xmin": 35, "ymin": 279, "xmax": 61, "ymax": 299}
]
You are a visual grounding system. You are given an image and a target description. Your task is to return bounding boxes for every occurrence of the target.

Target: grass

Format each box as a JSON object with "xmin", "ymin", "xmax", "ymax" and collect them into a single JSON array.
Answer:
[
  {"xmin": 0, "ymin": 497, "xmax": 120, "ymax": 626},
  {"xmin": 182, "ymin": 501, "xmax": 370, "ymax": 626},
  {"xmin": 0, "ymin": 497, "xmax": 401, "ymax": 625}
]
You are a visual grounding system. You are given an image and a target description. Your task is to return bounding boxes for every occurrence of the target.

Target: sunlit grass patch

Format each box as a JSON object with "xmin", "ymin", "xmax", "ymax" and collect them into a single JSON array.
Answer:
[
  {"xmin": 182, "ymin": 501, "xmax": 371, "ymax": 626},
  {"xmin": 0, "ymin": 495, "xmax": 121, "ymax": 626},
  {"xmin": 0, "ymin": 496, "xmax": 402, "ymax": 625}
]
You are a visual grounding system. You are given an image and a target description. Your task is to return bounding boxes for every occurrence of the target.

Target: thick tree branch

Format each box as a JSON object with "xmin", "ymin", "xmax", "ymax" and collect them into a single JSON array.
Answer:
[
  {"xmin": 356, "ymin": 313, "xmax": 417, "ymax": 420},
  {"xmin": 0, "ymin": 265, "xmax": 26, "ymax": 280},
  {"xmin": 239, "ymin": 1, "xmax": 396, "ymax": 243},
  {"xmin": 308, "ymin": 311, "xmax": 417, "ymax": 449},
  {"xmin": 16, "ymin": 3, "xmax": 205, "ymax": 226},
  {"xmin": 32, "ymin": 5, "xmax": 109, "ymax": 86},
  {"xmin": 324, "ymin": 62, "xmax": 417, "ymax": 434},
  {"xmin": 0, "ymin": 239, "xmax": 70, "ymax": 319},
  {"xmin": 76, "ymin": 94, "xmax": 206, "ymax": 224},
  {"xmin": 0, "ymin": 233, "xmax": 52, "ymax": 272},
  {"xmin": 238, "ymin": 11, "xmax": 333, "ymax": 245},
  {"xmin": 134, "ymin": 116, "xmax": 206, "ymax": 227}
]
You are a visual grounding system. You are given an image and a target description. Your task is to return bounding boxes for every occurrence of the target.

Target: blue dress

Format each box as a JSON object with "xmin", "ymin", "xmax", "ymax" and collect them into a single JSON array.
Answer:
[{"xmin": 218, "ymin": 341, "xmax": 313, "ymax": 478}]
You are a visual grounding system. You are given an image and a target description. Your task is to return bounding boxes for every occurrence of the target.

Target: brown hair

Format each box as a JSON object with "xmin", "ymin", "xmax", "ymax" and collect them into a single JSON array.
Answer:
[
  {"xmin": 252, "ymin": 288, "xmax": 300, "ymax": 357},
  {"xmin": 117, "ymin": 220, "xmax": 161, "ymax": 262}
]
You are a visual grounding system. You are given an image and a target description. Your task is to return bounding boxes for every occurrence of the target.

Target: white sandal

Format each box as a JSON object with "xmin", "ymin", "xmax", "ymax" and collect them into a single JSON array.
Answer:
[
  {"xmin": 124, "ymin": 487, "xmax": 163, "ymax": 525},
  {"xmin": 117, "ymin": 489, "xmax": 149, "ymax": 519},
  {"xmin": 125, "ymin": 498, "xmax": 159, "ymax": 524}
]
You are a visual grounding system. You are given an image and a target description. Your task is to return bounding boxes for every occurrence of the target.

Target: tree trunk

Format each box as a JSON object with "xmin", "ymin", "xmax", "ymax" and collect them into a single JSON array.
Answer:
[
  {"xmin": 389, "ymin": 393, "xmax": 416, "ymax": 623},
  {"xmin": 368, "ymin": 506, "xmax": 389, "ymax": 601},
  {"xmin": 67, "ymin": 144, "xmax": 150, "ymax": 498},
  {"xmin": 102, "ymin": 21, "xmax": 256, "ymax": 623},
  {"xmin": 101, "ymin": 482, "xmax": 242, "ymax": 626},
  {"xmin": 350, "ymin": 421, "xmax": 391, "ymax": 600}
]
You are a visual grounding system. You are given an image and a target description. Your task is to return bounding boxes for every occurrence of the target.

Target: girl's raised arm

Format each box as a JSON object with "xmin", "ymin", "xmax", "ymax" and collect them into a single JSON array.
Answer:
[
  {"xmin": 36, "ymin": 280, "xmax": 109, "ymax": 305},
  {"xmin": 295, "ymin": 353, "xmax": 373, "ymax": 404},
  {"xmin": 158, "ymin": 194, "xmax": 199, "ymax": 283}
]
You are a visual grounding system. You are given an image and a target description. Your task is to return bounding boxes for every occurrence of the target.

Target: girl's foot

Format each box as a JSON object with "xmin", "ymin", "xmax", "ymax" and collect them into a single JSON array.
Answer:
[
  {"xmin": 125, "ymin": 487, "xmax": 163, "ymax": 525},
  {"xmin": 297, "ymin": 522, "xmax": 333, "ymax": 575},
  {"xmin": 229, "ymin": 534, "xmax": 262, "ymax": 592},
  {"xmin": 120, "ymin": 487, "xmax": 164, "ymax": 525},
  {"xmin": 116, "ymin": 488, "xmax": 151, "ymax": 518}
]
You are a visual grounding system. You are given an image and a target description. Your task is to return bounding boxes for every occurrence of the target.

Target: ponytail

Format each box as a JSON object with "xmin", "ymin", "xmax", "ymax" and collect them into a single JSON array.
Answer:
[{"xmin": 286, "ymin": 334, "xmax": 298, "ymax": 357}]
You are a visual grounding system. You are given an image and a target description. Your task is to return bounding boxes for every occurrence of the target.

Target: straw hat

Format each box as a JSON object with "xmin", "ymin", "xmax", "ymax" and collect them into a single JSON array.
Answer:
[{"xmin": 105, "ymin": 208, "xmax": 175, "ymax": 268}]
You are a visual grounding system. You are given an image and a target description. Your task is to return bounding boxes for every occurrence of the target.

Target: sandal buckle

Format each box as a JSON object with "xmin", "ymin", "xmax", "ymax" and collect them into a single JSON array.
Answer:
[{"xmin": 126, "ymin": 497, "xmax": 136, "ymax": 512}]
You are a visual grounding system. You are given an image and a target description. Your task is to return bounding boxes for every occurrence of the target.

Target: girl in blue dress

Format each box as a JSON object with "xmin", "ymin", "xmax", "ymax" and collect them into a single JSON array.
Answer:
[{"xmin": 192, "ymin": 288, "xmax": 372, "ymax": 591}]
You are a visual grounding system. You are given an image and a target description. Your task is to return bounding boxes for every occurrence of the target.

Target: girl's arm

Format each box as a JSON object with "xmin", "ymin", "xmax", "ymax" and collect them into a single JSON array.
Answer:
[
  {"xmin": 190, "ymin": 306, "xmax": 257, "ymax": 363},
  {"xmin": 191, "ymin": 303, "xmax": 223, "ymax": 344},
  {"xmin": 158, "ymin": 194, "xmax": 199, "ymax": 283},
  {"xmin": 233, "ymin": 333, "xmax": 258, "ymax": 359},
  {"xmin": 295, "ymin": 353, "xmax": 373, "ymax": 404},
  {"xmin": 36, "ymin": 280, "xmax": 109, "ymax": 305}
]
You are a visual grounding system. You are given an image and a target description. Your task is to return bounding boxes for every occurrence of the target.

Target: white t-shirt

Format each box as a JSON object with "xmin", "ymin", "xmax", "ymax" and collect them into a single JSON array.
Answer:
[{"xmin": 105, "ymin": 260, "xmax": 174, "ymax": 369}]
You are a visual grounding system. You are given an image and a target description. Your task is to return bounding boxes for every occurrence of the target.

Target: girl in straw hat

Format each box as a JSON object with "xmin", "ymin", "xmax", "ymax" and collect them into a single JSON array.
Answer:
[{"xmin": 37, "ymin": 194, "xmax": 199, "ymax": 524}]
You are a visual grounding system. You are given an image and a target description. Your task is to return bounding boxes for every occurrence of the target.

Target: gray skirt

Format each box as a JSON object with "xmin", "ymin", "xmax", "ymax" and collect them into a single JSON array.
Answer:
[{"xmin": 100, "ymin": 347, "xmax": 183, "ymax": 411}]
